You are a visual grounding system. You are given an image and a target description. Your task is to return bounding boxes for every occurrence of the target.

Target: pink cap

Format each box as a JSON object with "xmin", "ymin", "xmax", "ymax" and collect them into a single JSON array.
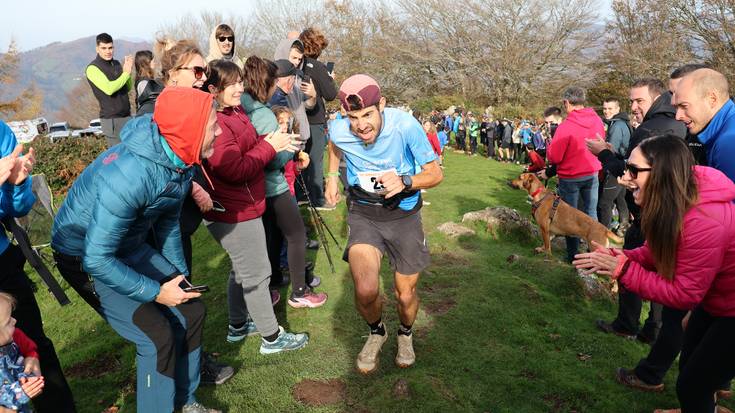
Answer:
[{"xmin": 338, "ymin": 74, "xmax": 381, "ymax": 111}]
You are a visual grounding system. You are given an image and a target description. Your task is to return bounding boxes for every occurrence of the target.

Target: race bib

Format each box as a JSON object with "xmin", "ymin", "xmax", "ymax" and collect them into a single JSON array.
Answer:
[{"xmin": 357, "ymin": 168, "xmax": 396, "ymax": 194}]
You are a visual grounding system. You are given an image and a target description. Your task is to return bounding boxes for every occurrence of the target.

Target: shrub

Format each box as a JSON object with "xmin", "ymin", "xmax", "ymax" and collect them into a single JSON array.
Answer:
[{"xmin": 31, "ymin": 136, "xmax": 107, "ymax": 195}]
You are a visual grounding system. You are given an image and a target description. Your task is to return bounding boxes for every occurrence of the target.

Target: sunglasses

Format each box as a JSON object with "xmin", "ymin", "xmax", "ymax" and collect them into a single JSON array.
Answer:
[
  {"xmin": 218, "ymin": 36, "xmax": 235, "ymax": 43},
  {"xmin": 178, "ymin": 66, "xmax": 207, "ymax": 80},
  {"xmin": 625, "ymin": 162, "xmax": 652, "ymax": 179}
]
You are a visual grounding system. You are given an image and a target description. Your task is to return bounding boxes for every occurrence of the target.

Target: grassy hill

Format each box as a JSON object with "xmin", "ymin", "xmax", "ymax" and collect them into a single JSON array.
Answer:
[
  {"xmin": 10, "ymin": 36, "xmax": 150, "ymax": 120},
  {"xmin": 29, "ymin": 151, "xmax": 731, "ymax": 412}
]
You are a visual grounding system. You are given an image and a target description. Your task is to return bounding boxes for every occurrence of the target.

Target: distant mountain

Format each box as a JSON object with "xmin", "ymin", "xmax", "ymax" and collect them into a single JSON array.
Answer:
[{"xmin": 12, "ymin": 36, "xmax": 151, "ymax": 121}]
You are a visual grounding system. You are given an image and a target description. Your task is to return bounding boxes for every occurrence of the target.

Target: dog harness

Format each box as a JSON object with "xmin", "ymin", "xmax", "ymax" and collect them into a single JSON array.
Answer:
[{"xmin": 531, "ymin": 192, "xmax": 562, "ymax": 222}]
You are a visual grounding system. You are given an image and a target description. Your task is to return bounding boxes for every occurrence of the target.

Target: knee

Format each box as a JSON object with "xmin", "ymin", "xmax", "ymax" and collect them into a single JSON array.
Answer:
[
  {"xmin": 394, "ymin": 286, "xmax": 417, "ymax": 307},
  {"xmin": 355, "ymin": 285, "xmax": 379, "ymax": 305},
  {"xmin": 181, "ymin": 299, "xmax": 206, "ymax": 327}
]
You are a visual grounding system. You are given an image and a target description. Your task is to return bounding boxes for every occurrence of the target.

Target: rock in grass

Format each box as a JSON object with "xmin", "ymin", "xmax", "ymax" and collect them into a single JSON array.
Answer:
[
  {"xmin": 437, "ymin": 222, "xmax": 476, "ymax": 238},
  {"xmin": 393, "ymin": 378, "xmax": 411, "ymax": 399},
  {"xmin": 462, "ymin": 207, "xmax": 540, "ymax": 238}
]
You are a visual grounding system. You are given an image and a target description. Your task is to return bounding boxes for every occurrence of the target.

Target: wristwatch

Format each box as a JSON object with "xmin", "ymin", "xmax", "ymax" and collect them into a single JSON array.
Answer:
[{"xmin": 401, "ymin": 175, "xmax": 413, "ymax": 192}]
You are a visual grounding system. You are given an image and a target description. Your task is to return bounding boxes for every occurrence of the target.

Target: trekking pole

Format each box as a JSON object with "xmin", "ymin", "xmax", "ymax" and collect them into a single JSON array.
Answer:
[{"xmin": 296, "ymin": 175, "xmax": 340, "ymax": 274}]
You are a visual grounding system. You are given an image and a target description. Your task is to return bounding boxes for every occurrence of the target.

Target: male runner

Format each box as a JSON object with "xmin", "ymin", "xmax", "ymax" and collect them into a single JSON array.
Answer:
[{"xmin": 325, "ymin": 74, "xmax": 443, "ymax": 373}]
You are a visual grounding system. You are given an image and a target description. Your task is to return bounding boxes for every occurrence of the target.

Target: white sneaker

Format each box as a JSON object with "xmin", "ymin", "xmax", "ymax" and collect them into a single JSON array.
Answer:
[
  {"xmin": 356, "ymin": 332, "xmax": 388, "ymax": 374},
  {"xmin": 395, "ymin": 333, "xmax": 415, "ymax": 368}
]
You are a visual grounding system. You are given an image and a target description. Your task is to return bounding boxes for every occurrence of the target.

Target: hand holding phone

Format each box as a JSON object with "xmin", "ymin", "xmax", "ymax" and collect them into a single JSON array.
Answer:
[{"xmin": 183, "ymin": 285, "xmax": 209, "ymax": 293}]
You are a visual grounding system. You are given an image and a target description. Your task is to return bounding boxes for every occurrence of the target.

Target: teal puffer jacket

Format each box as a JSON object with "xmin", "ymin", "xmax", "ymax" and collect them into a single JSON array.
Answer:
[
  {"xmin": 51, "ymin": 114, "xmax": 193, "ymax": 303},
  {"xmin": 241, "ymin": 92, "xmax": 292, "ymax": 198}
]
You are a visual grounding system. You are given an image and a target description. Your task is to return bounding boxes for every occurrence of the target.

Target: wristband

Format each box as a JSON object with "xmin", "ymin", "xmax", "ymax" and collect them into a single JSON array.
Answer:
[
  {"xmin": 612, "ymin": 254, "xmax": 630, "ymax": 280},
  {"xmin": 326, "ymin": 171, "xmax": 340, "ymax": 177}
]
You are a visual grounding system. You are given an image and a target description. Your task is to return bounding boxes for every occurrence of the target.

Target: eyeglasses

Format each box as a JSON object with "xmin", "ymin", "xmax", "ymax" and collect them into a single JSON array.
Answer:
[
  {"xmin": 218, "ymin": 36, "xmax": 235, "ymax": 43},
  {"xmin": 625, "ymin": 162, "xmax": 652, "ymax": 179},
  {"xmin": 177, "ymin": 66, "xmax": 207, "ymax": 80}
]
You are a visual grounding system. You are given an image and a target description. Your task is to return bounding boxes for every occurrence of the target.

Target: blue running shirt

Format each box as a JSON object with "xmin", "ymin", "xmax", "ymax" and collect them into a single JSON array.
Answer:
[{"xmin": 328, "ymin": 108, "xmax": 437, "ymax": 210}]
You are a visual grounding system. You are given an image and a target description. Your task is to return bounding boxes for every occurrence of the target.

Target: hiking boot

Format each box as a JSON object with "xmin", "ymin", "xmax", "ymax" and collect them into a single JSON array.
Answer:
[
  {"xmin": 288, "ymin": 290, "xmax": 328, "ymax": 308},
  {"xmin": 305, "ymin": 239, "xmax": 319, "ymax": 250},
  {"xmin": 181, "ymin": 402, "xmax": 221, "ymax": 413},
  {"xmin": 199, "ymin": 353, "xmax": 234, "ymax": 385},
  {"xmin": 615, "ymin": 367, "xmax": 664, "ymax": 392},
  {"xmin": 395, "ymin": 333, "xmax": 416, "ymax": 368},
  {"xmin": 356, "ymin": 332, "xmax": 388, "ymax": 374},
  {"xmin": 227, "ymin": 319, "xmax": 258, "ymax": 343},
  {"xmin": 596, "ymin": 319, "xmax": 636, "ymax": 340},
  {"xmin": 259, "ymin": 326, "xmax": 308, "ymax": 355},
  {"xmin": 270, "ymin": 290, "xmax": 281, "ymax": 306}
]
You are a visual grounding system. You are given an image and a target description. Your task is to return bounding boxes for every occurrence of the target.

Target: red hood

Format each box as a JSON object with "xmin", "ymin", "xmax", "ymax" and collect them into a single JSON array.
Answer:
[
  {"xmin": 565, "ymin": 107, "xmax": 604, "ymax": 131},
  {"xmin": 153, "ymin": 87, "xmax": 214, "ymax": 166},
  {"xmin": 694, "ymin": 165, "xmax": 735, "ymax": 205}
]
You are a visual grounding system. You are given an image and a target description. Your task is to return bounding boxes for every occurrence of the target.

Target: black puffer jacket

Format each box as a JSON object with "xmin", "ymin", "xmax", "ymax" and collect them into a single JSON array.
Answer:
[
  {"xmin": 135, "ymin": 78, "xmax": 165, "ymax": 116},
  {"xmin": 597, "ymin": 91, "xmax": 686, "ymax": 248}
]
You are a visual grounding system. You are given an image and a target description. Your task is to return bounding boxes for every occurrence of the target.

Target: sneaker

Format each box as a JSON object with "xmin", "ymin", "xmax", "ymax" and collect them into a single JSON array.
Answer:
[
  {"xmin": 356, "ymin": 332, "xmax": 388, "ymax": 374},
  {"xmin": 199, "ymin": 353, "xmax": 234, "ymax": 385},
  {"xmin": 270, "ymin": 290, "xmax": 281, "ymax": 306},
  {"xmin": 307, "ymin": 275, "xmax": 321, "ymax": 288},
  {"xmin": 181, "ymin": 401, "xmax": 221, "ymax": 413},
  {"xmin": 395, "ymin": 333, "xmax": 415, "ymax": 368},
  {"xmin": 615, "ymin": 367, "xmax": 664, "ymax": 392},
  {"xmin": 315, "ymin": 202, "xmax": 337, "ymax": 211},
  {"xmin": 259, "ymin": 326, "xmax": 309, "ymax": 354},
  {"xmin": 305, "ymin": 239, "xmax": 320, "ymax": 250},
  {"xmin": 288, "ymin": 290, "xmax": 328, "ymax": 308},
  {"xmin": 595, "ymin": 319, "xmax": 636, "ymax": 340},
  {"xmin": 227, "ymin": 320, "xmax": 258, "ymax": 343}
]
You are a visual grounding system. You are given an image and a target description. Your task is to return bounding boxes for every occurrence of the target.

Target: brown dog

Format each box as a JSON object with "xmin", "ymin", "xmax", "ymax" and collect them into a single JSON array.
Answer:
[{"xmin": 509, "ymin": 173, "xmax": 623, "ymax": 256}]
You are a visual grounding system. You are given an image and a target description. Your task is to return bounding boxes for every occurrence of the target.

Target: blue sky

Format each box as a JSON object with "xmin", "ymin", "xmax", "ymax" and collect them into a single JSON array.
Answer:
[
  {"xmin": 0, "ymin": 0, "xmax": 257, "ymax": 51},
  {"xmin": 2, "ymin": 0, "xmax": 613, "ymax": 52}
]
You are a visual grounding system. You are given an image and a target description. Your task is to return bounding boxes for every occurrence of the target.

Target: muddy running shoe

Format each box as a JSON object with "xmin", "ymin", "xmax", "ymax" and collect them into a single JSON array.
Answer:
[
  {"xmin": 305, "ymin": 239, "xmax": 319, "ymax": 250},
  {"xmin": 181, "ymin": 402, "xmax": 221, "ymax": 413},
  {"xmin": 395, "ymin": 333, "xmax": 416, "ymax": 368},
  {"xmin": 227, "ymin": 319, "xmax": 258, "ymax": 343},
  {"xmin": 288, "ymin": 290, "xmax": 328, "ymax": 308},
  {"xmin": 260, "ymin": 326, "xmax": 309, "ymax": 355},
  {"xmin": 596, "ymin": 319, "xmax": 636, "ymax": 340},
  {"xmin": 615, "ymin": 367, "xmax": 664, "ymax": 392},
  {"xmin": 356, "ymin": 332, "xmax": 388, "ymax": 374}
]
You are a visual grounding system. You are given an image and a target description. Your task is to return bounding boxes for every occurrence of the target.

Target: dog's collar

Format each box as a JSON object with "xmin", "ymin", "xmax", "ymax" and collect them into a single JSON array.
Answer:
[{"xmin": 531, "ymin": 188, "xmax": 544, "ymax": 198}]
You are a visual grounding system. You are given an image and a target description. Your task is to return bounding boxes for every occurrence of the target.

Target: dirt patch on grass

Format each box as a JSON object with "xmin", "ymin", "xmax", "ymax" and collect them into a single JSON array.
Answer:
[
  {"xmin": 66, "ymin": 353, "xmax": 121, "ymax": 379},
  {"xmin": 430, "ymin": 251, "xmax": 472, "ymax": 268},
  {"xmin": 423, "ymin": 297, "xmax": 457, "ymax": 315},
  {"xmin": 293, "ymin": 378, "xmax": 346, "ymax": 407},
  {"xmin": 429, "ymin": 376, "xmax": 459, "ymax": 402},
  {"xmin": 422, "ymin": 284, "xmax": 458, "ymax": 315}
]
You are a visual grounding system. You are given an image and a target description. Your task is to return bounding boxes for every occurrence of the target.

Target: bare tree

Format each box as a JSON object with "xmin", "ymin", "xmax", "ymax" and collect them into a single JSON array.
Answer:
[
  {"xmin": 0, "ymin": 40, "xmax": 44, "ymax": 119},
  {"xmin": 55, "ymin": 81, "xmax": 99, "ymax": 128},
  {"xmin": 672, "ymin": 0, "xmax": 735, "ymax": 79}
]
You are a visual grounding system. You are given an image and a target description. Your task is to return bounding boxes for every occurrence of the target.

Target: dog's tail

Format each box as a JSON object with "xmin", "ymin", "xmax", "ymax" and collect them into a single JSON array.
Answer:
[{"xmin": 606, "ymin": 230, "xmax": 624, "ymax": 245}]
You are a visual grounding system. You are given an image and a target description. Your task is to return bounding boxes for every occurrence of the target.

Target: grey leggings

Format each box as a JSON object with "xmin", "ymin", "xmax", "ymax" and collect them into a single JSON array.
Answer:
[{"xmin": 206, "ymin": 217, "xmax": 279, "ymax": 337}]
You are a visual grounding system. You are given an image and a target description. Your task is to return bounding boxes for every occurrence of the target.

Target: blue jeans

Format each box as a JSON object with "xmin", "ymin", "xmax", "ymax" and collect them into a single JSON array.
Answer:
[{"xmin": 557, "ymin": 175, "xmax": 599, "ymax": 262}]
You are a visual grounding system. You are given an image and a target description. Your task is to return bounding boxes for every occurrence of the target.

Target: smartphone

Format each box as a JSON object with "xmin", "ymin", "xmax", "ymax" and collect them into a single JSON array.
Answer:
[
  {"xmin": 302, "ymin": 74, "xmax": 311, "ymax": 84},
  {"xmin": 326, "ymin": 61, "xmax": 335, "ymax": 75},
  {"xmin": 212, "ymin": 200, "xmax": 226, "ymax": 212},
  {"xmin": 183, "ymin": 285, "xmax": 209, "ymax": 293}
]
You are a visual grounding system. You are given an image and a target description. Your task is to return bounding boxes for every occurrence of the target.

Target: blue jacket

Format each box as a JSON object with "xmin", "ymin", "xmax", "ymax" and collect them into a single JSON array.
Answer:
[
  {"xmin": 698, "ymin": 99, "xmax": 735, "ymax": 183},
  {"xmin": 0, "ymin": 122, "xmax": 35, "ymax": 256},
  {"xmin": 51, "ymin": 115, "xmax": 193, "ymax": 303}
]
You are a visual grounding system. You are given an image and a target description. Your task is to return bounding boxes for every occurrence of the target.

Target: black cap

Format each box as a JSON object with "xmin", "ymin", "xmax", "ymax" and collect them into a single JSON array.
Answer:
[{"xmin": 274, "ymin": 59, "xmax": 302, "ymax": 78}]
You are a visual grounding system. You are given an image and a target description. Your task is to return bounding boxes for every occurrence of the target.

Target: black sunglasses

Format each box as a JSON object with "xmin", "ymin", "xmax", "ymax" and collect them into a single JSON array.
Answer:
[
  {"xmin": 178, "ymin": 66, "xmax": 207, "ymax": 80},
  {"xmin": 218, "ymin": 36, "xmax": 235, "ymax": 43},
  {"xmin": 625, "ymin": 162, "xmax": 652, "ymax": 179}
]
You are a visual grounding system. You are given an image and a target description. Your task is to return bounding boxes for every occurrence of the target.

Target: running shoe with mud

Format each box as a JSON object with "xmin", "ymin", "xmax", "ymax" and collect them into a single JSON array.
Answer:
[
  {"xmin": 395, "ymin": 333, "xmax": 416, "ymax": 368},
  {"xmin": 356, "ymin": 331, "xmax": 388, "ymax": 374}
]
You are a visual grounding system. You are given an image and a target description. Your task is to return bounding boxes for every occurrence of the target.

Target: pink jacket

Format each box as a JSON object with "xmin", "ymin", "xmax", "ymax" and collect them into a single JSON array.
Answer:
[
  {"xmin": 546, "ymin": 107, "xmax": 603, "ymax": 179},
  {"xmin": 621, "ymin": 166, "xmax": 735, "ymax": 316}
]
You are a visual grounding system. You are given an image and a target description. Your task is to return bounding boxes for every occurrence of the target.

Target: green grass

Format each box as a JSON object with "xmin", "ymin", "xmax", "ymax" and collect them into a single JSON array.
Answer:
[{"xmin": 29, "ymin": 150, "xmax": 732, "ymax": 412}]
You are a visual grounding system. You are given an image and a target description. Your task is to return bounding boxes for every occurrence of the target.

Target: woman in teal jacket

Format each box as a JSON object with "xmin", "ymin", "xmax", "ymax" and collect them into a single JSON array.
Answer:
[{"xmin": 242, "ymin": 56, "xmax": 328, "ymax": 309}]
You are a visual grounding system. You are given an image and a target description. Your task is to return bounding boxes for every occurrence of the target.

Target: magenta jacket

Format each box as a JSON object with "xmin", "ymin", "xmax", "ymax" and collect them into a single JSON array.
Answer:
[
  {"xmin": 621, "ymin": 166, "xmax": 735, "ymax": 316},
  {"xmin": 546, "ymin": 107, "xmax": 603, "ymax": 179}
]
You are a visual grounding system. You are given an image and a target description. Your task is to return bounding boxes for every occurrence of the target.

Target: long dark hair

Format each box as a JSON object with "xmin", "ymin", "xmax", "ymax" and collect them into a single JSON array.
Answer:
[
  {"xmin": 134, "ymin": 50, "xmax": 155, "ymax": 81},
  {"xmin": 243, "ymin": 55, "xmax": 277, "ymax": 103},
  {"xmin": 639, "ymin": 135, "xmax": 698, "ymax": 279}
]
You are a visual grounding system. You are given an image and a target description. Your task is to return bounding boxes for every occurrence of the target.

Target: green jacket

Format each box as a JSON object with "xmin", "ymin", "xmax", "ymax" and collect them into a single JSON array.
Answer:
[
  {"xmin": 469, "ymin": 120, "xmax": 480, "ymax": 138},
  {"xmin": 240, "ymin": 93, "xmax": 292, "ymax": 197}
]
